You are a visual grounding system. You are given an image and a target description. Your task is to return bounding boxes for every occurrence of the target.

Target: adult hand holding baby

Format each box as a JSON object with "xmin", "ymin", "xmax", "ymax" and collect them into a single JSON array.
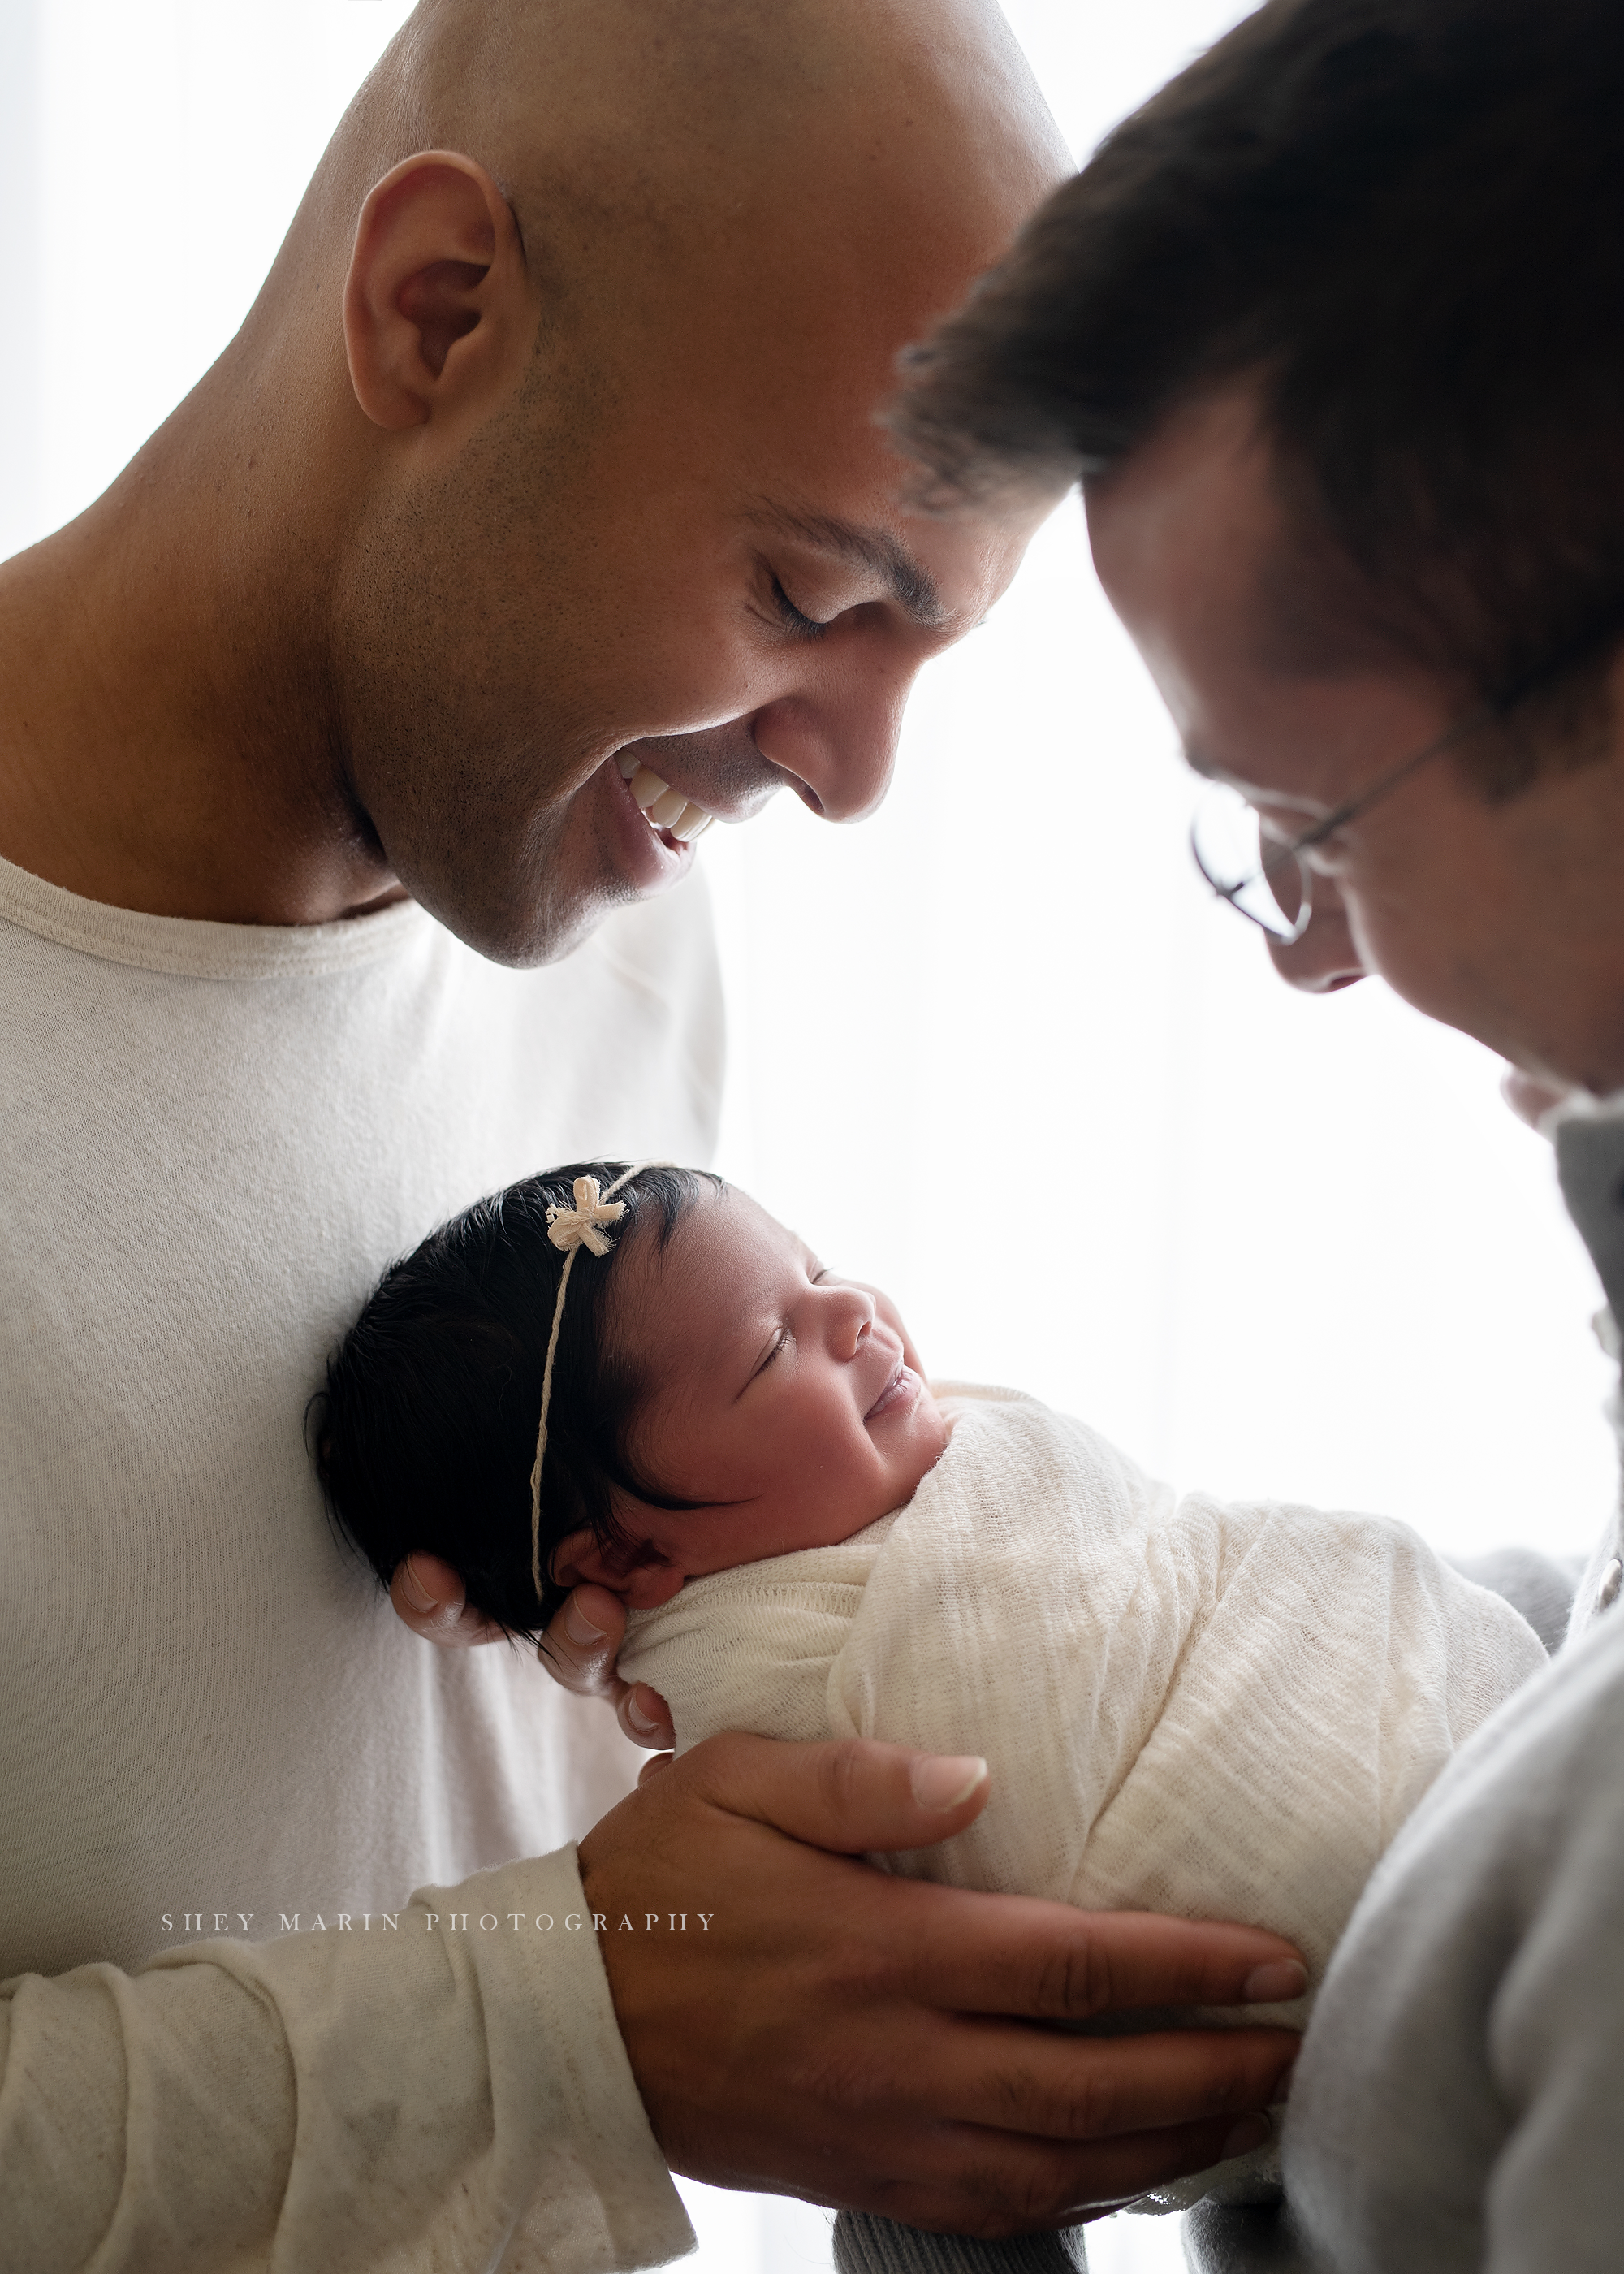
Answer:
[
  {"xmin": 367, "ymin": 1167, "xmax": 1303, "ymax": 2229},
  {"xmin": 391, "ymin": 1555, "xmax": 678, "ymax": 1751},
  {"xmin": 387, "ymin": 1238, "xmax": 926, "ymax": 1749},
  {"xmin": 578, "ymin": 1730, "xmax": 1303, "ymax": 2233},
  {"xmin": 384, "ymin": 1182, "xmax": 930, "ymax": 1763},
  {"xmin": 393, "ymin": 1559, "xmax": 1302, "ymax": 2224}
]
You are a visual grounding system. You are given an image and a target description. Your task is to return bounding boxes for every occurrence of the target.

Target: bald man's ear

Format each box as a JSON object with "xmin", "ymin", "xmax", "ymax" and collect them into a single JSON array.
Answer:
[{"xmin": 344, "ymin": 151, "xmax": 527, "ymax": 432}]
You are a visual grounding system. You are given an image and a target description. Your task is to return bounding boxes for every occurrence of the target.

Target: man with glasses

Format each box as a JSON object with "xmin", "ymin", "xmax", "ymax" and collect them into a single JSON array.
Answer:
[{"xmin": 888, "ymin": 0, "xmax": 1624, "ymax": 2265}]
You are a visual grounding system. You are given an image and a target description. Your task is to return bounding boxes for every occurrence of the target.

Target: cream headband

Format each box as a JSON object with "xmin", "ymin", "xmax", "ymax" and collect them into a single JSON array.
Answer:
[{"xmin": 528, "ymin": 1162, "xmax": 671, "ymax": 1607}]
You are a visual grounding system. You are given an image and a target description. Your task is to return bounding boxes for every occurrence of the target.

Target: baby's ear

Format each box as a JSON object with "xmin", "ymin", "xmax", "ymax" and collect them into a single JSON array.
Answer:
[
  {"xmin": 621, "ymin": 1562, "xmax": 685, "ymax": 1609},
  {"xmin": 550, "ymin": 1527, "xmax": 685, "ymax": 1609},
  {"xmin": 549, "ymin": 1528, "xmax": 624, "ymax": 1597}
]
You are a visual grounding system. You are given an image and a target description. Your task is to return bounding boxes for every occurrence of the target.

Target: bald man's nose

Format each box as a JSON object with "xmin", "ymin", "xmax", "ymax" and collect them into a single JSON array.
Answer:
[
  {"xmin": 752, "ymin": 673, "xmax": 909, "ymax": 824},
  {"xmin": 1265, "ymin": 884, "xmax": 1369, "ymax": 993}
]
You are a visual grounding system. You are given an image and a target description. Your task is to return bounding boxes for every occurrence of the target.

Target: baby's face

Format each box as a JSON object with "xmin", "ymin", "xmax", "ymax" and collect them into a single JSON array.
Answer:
[{"xmin": 550, "ymin": 1188, "xmax": 948, "ymax": 1606}]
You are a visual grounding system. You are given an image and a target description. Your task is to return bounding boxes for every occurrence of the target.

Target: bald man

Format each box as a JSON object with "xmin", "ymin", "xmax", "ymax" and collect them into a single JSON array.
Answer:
[{"xmin": 0, "ymin": 3, "xmax": 1300, "ymax": 2265}]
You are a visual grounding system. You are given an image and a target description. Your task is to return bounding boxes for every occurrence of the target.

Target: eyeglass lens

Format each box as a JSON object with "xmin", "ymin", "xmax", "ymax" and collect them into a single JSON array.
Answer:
[{"xmin": 1189, "ymin": 780, "xmax": 1312, "ymax": 944}]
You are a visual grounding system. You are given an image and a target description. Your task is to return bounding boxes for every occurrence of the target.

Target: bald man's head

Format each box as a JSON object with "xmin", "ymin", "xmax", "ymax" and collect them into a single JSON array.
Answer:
[
  {"xmin": 289, "ymin": 0, "xmax": 1056, "ymax": 318},
  {"xmin": 219, "ymin": 0, "xmax": 1065, "ymax": 961}
]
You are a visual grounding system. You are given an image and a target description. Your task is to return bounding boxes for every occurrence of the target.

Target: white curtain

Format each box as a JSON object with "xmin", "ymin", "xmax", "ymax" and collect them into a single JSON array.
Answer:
[{"xmin": 6, "ymin": 7, "xmax": 1613, "ymax": 2270}]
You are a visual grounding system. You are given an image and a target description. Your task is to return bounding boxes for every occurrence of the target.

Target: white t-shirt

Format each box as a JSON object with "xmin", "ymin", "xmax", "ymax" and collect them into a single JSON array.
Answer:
[{"xmin": 0, "ymin": 850, "xmax": 718, "ymax": 2268}]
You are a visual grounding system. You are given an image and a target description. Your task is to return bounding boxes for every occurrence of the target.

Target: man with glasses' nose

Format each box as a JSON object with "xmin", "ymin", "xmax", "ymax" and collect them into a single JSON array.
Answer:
[
  {"xmin": 1185, "ymin": 605, "xmax": 1624, "ymax": 1006},
  {"xmin": 883, "ymin": 0, "xmax": 1624, "ymax": 2267}
]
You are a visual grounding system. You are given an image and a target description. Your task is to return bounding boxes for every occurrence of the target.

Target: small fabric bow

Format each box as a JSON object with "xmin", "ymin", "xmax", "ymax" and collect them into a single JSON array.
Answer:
[{"xmin": 546, "ymin": 1176, "xmax": 627, "ymax": 1258}]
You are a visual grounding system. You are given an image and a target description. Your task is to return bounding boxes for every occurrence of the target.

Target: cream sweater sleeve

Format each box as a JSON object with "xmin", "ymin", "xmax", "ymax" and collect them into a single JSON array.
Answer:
[{"xmin": 0, "ymin": 1844, "xmax": 694, "ymax": 2274}]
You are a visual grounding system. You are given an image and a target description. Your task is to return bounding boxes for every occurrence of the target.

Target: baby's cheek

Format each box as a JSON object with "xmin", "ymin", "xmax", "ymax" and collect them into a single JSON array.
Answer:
[
  {"xmin": 903, "ymin": 1394, "xmax": 952, "ymax": 1493},
  {"xmin": 930, "ymin": 1399, "xmax": 953, "ymax": 1459}
]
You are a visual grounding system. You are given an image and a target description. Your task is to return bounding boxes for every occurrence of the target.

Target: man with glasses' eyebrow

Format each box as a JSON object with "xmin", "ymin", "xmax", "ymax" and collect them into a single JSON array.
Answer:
[{"xmin": 888, "ymin": 0, "xmax": 1624, "ymax": 2268}]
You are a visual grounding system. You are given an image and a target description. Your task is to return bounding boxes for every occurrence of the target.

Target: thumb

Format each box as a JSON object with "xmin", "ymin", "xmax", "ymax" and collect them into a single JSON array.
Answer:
[
  {"xmin": 389, "ymin": 1553, "xmax": 506, "ymax": 1646},
  {"xmin": 680, "ymin": 1732, "xmax": 991, "ymax": 1853}
]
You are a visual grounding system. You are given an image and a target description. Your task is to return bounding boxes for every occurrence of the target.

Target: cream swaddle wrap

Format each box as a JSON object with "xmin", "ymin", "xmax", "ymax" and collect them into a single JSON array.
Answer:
[{"xmin": 619, "ymin": 1384, "xmax": 1546, "ymax": 2206}]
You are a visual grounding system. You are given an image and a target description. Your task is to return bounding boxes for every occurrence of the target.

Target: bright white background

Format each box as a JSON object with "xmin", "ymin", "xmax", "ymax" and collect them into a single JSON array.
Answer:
[{"xmin": 4, "ymin": 6, "xmax": 1614, "ymax": 2270}]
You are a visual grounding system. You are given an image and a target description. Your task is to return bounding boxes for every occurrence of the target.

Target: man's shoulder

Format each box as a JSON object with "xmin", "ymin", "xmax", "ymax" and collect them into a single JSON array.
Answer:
[
  {"xmin": 1351, "ymin": 1604, "xmax": 1624, "ymax": 1938},
  {"xmin": 1441, "ymin": 1595, "xmax": 1624, "ymax": 1812},
  {"xmin": 1275, "ymin": 1609, "xmax": 1624, "ymax": 2273}
]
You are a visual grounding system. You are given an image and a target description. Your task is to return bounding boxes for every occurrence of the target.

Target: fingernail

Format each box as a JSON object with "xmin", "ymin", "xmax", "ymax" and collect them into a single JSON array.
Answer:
[
  {"xmin": 565, "ymin": 1600, "xmax": 608, "ymax": 1645},
  {"xmin": 1220, "ymin": 2114, "xmax": 1272, "ymax": 2160},
  {"xmin": 626, "ymin": 1692, "xmax": 659, "ymax": 1735},
  {"xmin": 400, "ymin": 1559, "xmax": 436, "ymax": 1614},
  {"xmin": 910, "ymin": 1754, "xmax": 988, "ymax": 1812},
  {"xmin": 1242, "ymin": 1960, "xmax": 1308, "ymax": 2003}
]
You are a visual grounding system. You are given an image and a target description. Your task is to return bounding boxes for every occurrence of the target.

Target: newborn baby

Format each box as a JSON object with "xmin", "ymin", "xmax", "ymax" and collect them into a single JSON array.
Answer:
[{"xmin": 321, "ymin": 1158, "xmax": 1547, "ymax": 2208}]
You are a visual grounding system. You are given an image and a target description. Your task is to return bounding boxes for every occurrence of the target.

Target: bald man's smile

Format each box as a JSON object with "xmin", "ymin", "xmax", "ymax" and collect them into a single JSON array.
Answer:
[{"xmin": 0, "ymin": 0, "xmax": 1067, "ymax": 964}]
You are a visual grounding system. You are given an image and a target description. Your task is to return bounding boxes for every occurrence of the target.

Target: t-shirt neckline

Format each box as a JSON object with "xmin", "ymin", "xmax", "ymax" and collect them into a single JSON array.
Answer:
[{"xmin": 0, "ymin": 848, "xmax": 430, "ymax": 981}]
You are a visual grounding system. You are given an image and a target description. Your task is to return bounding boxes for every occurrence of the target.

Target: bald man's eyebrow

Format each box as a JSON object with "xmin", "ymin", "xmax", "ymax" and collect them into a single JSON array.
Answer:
[{"xmin": 750, "ymin": 505, "xmax": 948, "ymax": 629}]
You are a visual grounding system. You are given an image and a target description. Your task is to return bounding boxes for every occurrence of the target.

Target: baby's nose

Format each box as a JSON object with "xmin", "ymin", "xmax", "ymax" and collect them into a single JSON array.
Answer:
[{"xmin": 841, "ymin": 1289, "xmax": 877, "ymax": 1354}]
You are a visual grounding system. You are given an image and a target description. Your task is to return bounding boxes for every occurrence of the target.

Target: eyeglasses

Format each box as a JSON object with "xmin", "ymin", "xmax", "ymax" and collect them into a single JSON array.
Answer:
[
  {"xmin": 1188, "ymin": 712, "xmax": 1482, "ymax": 945},
  {"xmin": 1189, "ymin": 609, "xmax": 1624, "ymax": 944}
]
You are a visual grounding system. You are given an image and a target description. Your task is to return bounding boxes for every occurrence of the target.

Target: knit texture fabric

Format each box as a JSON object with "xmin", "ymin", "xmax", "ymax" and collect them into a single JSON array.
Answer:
[
  {"xmin": 0, "ymin": 850, "xmax": 722, "ymax": 2271},
  {"xmin": 620, "ymin": 1384, "xmax": 1548, "ymax": 2211},
  {"xmin": 832, "ymin": 2212, "xmax": 1088, "ymax": 2274}
]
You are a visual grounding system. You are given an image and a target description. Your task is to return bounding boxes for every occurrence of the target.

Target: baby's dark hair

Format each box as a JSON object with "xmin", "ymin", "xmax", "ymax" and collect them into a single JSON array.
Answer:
[{"xmin": 315, "ymin": 1161, "xmax": 722, "ymax": 1639}]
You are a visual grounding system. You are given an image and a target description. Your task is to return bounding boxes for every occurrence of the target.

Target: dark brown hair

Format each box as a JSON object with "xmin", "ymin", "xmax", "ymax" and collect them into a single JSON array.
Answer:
[
  {"xmin": 889, "ymin": 0, "xmax": 1624, "ymax": 777},
  {"xmin": 315, "ymin": 1161, "xmax": 720, "ymax": 1638}
]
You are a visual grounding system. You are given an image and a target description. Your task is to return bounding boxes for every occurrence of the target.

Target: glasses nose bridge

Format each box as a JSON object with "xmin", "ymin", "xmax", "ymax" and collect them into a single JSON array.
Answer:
[
  {"xmin": 1189, "ymin": 698, "xmax": 1475, "ymax": 945},
  {"xmin": 1188, "ymin": 780, "xmax": 1315, "ymax": 946}
]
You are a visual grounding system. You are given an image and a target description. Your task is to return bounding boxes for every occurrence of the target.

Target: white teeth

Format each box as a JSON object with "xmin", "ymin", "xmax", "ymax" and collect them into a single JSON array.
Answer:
[{"xmin": 617, "ymin": 757, "xmax": 715, "ymax": 844}]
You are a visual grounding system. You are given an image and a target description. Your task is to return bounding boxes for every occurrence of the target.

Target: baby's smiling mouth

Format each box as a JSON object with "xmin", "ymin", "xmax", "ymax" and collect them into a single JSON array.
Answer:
[{"xmin": 865, "ymin": 1361, "xmax": 915, "ymax": 1423}]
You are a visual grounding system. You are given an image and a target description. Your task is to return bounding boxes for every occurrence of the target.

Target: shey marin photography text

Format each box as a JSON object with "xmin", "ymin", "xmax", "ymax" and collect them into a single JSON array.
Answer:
[{"xmin": 159, "ymin": 1909, "xmax": 717, "ymax": 1939}]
